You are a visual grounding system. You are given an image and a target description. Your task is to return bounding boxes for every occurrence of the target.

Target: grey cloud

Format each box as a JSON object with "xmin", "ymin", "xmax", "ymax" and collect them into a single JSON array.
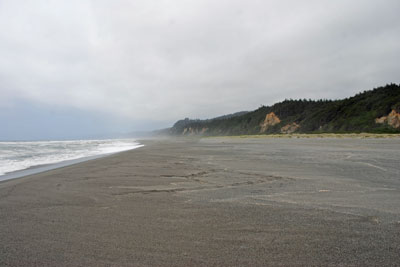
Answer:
[{"xmin": 0, "ymin": 0, "xmax": 399, "ymax": 124}]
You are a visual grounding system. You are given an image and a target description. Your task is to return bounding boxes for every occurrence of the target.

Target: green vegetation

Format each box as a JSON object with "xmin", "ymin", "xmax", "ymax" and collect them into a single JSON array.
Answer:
[
  {"xmin": 169, "ymin": 84, "xmax": 400, "ymax": 136},
  {"xmin": 210, "ymin": 133, "xmax": 400, "ymax": 139}
]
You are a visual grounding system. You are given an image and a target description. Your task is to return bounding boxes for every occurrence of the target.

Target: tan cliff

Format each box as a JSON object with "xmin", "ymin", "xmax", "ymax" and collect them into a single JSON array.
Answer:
[
  {"xmin": 260, "ymin": 112, "xmax": 281, "ymax": 132},
  {"xmin": 182, "ymin": 127, "xmax": 208, "ymax": 135},
  {"xmin": 280, "ymin": 122, "xmax": 300, "ymax": 134},
  {"xmin": 375, "ymin": 110, "xmax": 400, "ymax": 129},
  {"xmin": 200, "ymin": 127, "xmax": 209, "ymax": 134}
]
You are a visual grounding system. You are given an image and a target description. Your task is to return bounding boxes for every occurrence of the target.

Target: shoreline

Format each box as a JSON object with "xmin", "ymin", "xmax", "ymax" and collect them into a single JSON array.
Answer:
[
  {"xmin": 1, "ymin": 137, "xmax": 399, "ymax": 266},
  {"xmin": 4, "ymin": 133, "xmax": 396, "ymax": 183},
  {"xmin": 0, "ymin": 144, "xmax": 145, "ymax": 183}
]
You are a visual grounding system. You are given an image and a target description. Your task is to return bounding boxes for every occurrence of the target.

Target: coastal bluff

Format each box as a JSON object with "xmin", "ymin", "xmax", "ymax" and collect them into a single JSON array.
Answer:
[{"xmin": 165, "ymin": 84, "xmax": 400, "ymax": 136}]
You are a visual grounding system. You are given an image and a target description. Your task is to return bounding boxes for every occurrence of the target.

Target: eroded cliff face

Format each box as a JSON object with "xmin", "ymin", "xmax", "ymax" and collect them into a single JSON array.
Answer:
[
  {"xmin": 375, "ymin": 110, "xmax": 400, "ymax": 129},
  {"xmin": 182, "ymin": 127, "xmax": 208, "ymax": 135},
  {"xmin": 260, "ymin": 112, "xmax": 281, "ymax": 132},
  {"xmin": 280, "ymin": 122, "xmax": 300, "ymax": 134},
  {"xmin": 200, "ymin": 127, "xmax": 209, "ymax": 134},
  {"xmin": 375, "ymin": 117, "xmax": 387, "ymax": 124}
]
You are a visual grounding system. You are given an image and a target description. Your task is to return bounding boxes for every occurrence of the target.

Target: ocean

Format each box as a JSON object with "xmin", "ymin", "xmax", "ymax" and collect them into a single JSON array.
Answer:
[{"xmin": 0, "ymin": 138, "xmax": 143, "ymax": 179}]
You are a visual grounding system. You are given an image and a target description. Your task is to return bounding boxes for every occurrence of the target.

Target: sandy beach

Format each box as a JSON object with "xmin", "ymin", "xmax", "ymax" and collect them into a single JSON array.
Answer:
[{"xmin": 1, "ymin": 137, "xmax": 399, "ymax": 266}]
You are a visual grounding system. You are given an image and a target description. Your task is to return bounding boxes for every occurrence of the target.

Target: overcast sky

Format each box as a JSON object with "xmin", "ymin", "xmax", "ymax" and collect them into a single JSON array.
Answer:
[{"xmin": 1, "ymin": 0, "xmax": 399, "ymax": 140}]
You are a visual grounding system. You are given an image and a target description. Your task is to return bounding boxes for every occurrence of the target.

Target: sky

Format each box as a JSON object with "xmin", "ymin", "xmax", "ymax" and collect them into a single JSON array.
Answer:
[{"xmin": 1, "ymin": 0, "xmax": 399, "ymax": 140}]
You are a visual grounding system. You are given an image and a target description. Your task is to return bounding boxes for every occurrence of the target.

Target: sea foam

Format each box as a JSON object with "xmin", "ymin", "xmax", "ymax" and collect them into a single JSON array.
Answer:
[{"xmin": 0, "ymin": 139, "xmax": 143, "ymax": 176}]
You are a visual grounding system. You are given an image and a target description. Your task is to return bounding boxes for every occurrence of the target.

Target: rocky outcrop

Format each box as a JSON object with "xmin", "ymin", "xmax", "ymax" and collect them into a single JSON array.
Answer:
[
  {"xmin": 387, "ymin": 110, "xmax": 400, "ymax": 128},
  {"xmin": 281, "ymin": 122, "xmax": 300, "ymax": 134},
  {"xmin": 260, "ymin": 112, "xmax": 281, "ymax": 132},
  {"xmin": 375, "ymin": 110, "xmax": 400, "ymax": 129}
]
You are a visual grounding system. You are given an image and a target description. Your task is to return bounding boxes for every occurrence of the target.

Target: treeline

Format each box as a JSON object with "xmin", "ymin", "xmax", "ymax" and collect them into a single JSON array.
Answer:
[{"xmin": 168, "ymin": 84, "xmax": 400, "ymax": 135}]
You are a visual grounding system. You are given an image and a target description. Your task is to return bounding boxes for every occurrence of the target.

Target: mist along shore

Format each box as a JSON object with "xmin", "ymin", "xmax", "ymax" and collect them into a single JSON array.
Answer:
[{"xmin": 1, "ymin": 137, "xmax": 400, "ymax": 266}]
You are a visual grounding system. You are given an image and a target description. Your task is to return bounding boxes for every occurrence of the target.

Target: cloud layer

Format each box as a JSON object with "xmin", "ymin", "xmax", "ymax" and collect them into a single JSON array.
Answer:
[{"xmin": 1, "ymin": 0, "xmax": 399, "ymax": 126}]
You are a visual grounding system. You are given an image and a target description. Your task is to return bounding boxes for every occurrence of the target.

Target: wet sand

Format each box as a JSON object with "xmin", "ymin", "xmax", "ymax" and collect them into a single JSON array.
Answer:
[{"xmin": 1, "ymin": 137, "xmax": 399, "ymax": 266}]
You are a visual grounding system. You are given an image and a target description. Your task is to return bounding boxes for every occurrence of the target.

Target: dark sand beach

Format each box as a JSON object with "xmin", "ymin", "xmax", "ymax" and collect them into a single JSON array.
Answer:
[{"xmin": 1, "ymin": 137, "xmax": 400, "ymax": 266}]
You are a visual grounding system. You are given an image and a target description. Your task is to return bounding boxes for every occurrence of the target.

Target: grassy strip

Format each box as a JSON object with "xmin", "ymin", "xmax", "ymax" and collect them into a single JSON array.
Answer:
[{"xmin": 205, "ymin": 133, "xmax": 400, "ymax": 139}]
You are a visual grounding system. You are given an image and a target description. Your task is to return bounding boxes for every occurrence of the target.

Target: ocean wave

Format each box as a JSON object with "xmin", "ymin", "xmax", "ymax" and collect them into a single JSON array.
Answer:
[{"xmin": 0, "ymin": 139, "xmax": 143, "ymax": 176}]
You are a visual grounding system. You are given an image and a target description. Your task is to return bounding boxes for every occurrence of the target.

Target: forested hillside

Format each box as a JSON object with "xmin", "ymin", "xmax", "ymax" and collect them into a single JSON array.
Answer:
[{"xmin": 168, "ymin": 84, "xmax": 400, "ymax": 135}]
